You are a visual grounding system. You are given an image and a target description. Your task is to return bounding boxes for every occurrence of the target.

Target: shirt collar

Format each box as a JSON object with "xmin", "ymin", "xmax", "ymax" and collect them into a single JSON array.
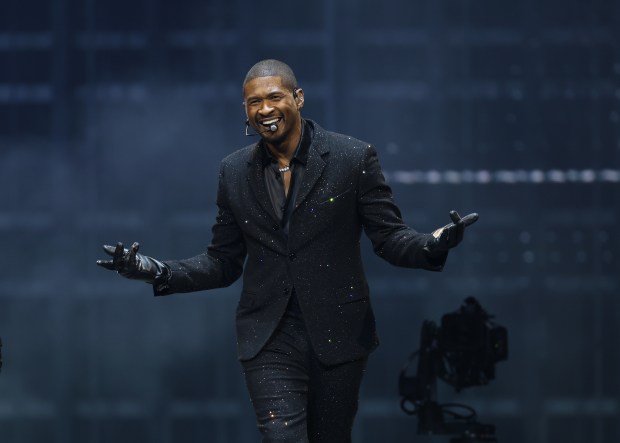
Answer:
[{"xmin": 260, "ymin": 119, "xmax": 312, "ymax": 167}]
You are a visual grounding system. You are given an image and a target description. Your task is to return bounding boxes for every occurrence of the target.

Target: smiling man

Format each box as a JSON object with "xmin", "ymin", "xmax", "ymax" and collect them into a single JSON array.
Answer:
[{"xmin": 97, "ymin": 59, "xmax": 478, "ymax": 442}]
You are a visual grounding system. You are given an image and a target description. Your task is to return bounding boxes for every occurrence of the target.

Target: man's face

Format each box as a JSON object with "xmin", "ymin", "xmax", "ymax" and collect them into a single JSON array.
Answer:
[{"xmin": 243, "ymin": 76, "xmax": 304, "ymax": 146}]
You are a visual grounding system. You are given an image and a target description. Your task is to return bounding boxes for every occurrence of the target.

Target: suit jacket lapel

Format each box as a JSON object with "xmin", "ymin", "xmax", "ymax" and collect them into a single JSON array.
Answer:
[
  {"xmin": 246, "ymin": 145, "xmax": 280, "ymax": 224},
  {"xmin": 294, "ymin": 126, "xmax": 329, "ymax": 211}
]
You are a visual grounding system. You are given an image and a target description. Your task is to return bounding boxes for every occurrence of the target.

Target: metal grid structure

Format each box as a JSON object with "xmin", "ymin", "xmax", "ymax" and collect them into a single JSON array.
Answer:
[{"xmin": 0, "ymin": 0, "xmax": 619, "ymax": 442}]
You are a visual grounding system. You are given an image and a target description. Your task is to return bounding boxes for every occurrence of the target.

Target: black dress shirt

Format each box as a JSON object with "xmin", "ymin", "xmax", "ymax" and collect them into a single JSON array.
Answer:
[{"xmin": 262, "ymin": 120, "xmax": 312, "ymax": 236}]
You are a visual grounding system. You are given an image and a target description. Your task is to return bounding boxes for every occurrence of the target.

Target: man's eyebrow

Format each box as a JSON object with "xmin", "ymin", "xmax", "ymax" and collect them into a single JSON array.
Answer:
[{"xmin": 245, "ymin": 90, "xmax": 284, "ymax": 101}]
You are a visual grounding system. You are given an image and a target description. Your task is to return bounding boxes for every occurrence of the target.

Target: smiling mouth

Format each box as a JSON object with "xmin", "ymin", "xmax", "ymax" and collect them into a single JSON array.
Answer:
[{"xmin": 260, "ymin": 117, "xmax": 281, "ymax": 127}]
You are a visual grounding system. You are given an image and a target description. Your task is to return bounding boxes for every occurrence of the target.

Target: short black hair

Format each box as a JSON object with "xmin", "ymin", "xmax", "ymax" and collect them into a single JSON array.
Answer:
[{"xmin": 243, "ymin": 59, "xmax": 298, "ymax": 92}]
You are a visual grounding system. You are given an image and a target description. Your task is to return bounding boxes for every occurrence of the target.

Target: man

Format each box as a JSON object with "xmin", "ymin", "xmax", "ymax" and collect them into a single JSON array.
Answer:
[{"xmin": 97, "ymin": 59, "xmax": 478, "ymax": 442}]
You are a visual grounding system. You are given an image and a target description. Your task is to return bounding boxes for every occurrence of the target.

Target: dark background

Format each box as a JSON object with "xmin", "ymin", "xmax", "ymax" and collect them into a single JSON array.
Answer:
[{"xmin": 1, "ymin": 0, "xmax": 619, "ymax": 442}]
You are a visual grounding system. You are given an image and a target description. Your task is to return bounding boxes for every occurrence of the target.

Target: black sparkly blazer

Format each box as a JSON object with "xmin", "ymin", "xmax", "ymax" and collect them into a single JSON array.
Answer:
[{"xmin": 155, "ymin": 120, "xmax": 445, "ymax": 366}]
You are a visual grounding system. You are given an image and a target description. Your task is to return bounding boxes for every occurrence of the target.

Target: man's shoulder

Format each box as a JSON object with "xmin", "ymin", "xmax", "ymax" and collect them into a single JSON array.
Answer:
[
  {"xmin": 327, "ymin": 131, "xmax": 371, "ymax": 151},
  {"xmin": 309, "ymin": 120, "xmax": 372, "ymax": 155},
  {"xmin": 221, "ymin": 143, "xmax": 256, "ymax": 167}
]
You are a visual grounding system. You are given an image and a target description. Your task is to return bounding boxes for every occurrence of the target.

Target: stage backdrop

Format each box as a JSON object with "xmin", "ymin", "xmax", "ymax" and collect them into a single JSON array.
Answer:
[{"xmin": 0, "ymin": 0, "xmax": 618, "ymax": 442}]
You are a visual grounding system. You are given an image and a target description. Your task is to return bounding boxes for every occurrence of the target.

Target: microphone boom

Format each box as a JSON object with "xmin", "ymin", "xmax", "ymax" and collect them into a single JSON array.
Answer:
[{"xmin": 245, "ymin": 121, "xmax": 279, "ymax": 137}]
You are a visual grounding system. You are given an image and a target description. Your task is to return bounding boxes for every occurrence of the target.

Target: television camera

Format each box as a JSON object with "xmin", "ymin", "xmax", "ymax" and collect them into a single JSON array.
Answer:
[{"xmin": 399, "ymin": 297, "xmax": 508, "ymax": 442}]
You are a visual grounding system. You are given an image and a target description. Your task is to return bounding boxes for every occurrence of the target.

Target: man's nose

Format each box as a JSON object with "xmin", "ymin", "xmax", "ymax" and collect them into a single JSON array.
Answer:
[{"xmin": 258, "ymin": 100, "xmax": 274, "ymax": 114}]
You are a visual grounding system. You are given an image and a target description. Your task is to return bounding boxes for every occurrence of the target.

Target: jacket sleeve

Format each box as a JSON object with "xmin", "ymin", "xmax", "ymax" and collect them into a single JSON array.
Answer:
[
  {"xmin": 153, "ymin": 162, "xmax": 247, "ymax": 296},
  {"xmin": 357, "ymin": 145, "xmax": 447, "ymax": 271}
]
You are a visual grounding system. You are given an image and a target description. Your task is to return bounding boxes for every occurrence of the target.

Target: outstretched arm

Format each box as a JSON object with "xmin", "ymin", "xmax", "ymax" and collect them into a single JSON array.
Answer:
[
  {"xmin": 358, "ymin": 146, "xmax": 478, "ymax": 270},
  {"xmin": 96, "ymin": 162, "xmax": 246, "ymax": 295}
]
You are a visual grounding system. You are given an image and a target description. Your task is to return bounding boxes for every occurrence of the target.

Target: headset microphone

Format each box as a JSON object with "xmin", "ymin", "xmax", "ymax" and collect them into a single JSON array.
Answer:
[{"xmin": 245, "ymin": 120, "xmax": 279, "ymax": 137}]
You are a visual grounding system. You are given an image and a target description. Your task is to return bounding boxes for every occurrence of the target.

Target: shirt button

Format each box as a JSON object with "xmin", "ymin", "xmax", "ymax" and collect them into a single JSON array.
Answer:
[
  {"xmin": 272, "ymin": 224, "xmax": 280, "ymax": 231},
  {"xmin": 288, "ymin": 253, "xmax": 296, "ymax": 261}
]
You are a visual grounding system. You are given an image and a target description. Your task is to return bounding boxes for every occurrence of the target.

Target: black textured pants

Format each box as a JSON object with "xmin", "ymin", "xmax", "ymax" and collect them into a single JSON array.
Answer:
[{"xmin": 241, "ymin": 294, "xmax": 367, "ymax": 443}]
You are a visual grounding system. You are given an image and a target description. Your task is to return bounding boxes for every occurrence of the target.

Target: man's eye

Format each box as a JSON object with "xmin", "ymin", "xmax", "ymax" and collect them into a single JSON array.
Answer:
[{"xmin": 248, "ymin": 100, "xmax": 261, "ymax": 106}]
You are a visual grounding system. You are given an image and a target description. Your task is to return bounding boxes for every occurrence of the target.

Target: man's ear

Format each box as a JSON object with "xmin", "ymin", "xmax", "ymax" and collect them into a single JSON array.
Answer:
[{"xmin": 294, "ymin": 88, "xmax": 305, "ymax": 109}]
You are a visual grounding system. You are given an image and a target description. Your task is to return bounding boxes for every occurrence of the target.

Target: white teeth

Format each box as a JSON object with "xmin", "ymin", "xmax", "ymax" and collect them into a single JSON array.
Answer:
[{"xmin": 261, "ymin": 118, "xmax": 279, "ymax": 125}]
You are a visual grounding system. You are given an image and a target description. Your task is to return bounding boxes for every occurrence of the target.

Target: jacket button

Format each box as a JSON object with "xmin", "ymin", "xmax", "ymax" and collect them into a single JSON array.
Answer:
[
  {"xmin": 283, "ymin": 287, "xmax": 290, "ymax": 294},
  {"xmin": 288, "ymin": 253, "xmax": 296, "ymax": 261}
]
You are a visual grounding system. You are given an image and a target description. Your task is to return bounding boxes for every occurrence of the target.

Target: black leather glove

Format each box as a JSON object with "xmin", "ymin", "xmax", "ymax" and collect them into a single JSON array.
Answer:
[
  {"xmin": 96, "ymin": 241, "xmax": 169, "ymax": 284},
  {"xmin": 424, "ymin": 210, "xmax": 479, "ymax": 257}
]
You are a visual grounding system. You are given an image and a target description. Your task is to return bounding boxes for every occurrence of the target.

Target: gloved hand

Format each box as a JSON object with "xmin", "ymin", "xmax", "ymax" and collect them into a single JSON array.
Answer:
[
  {"xmin": 96, "ymin": 241, "xmax": 169, "ymax": 283},
  {"xmin": 424, "ymin": 210, "xmax": 479, "ymax": 256}
]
